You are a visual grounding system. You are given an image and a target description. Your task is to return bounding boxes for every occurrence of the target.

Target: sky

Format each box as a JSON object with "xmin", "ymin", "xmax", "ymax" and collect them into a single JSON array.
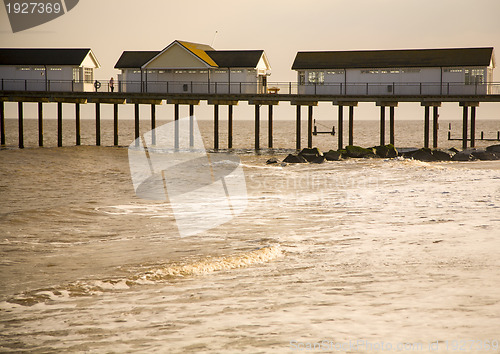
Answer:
[{"xmin": 1, "ymin": 0, "xmax": 500, "ymax": 122}]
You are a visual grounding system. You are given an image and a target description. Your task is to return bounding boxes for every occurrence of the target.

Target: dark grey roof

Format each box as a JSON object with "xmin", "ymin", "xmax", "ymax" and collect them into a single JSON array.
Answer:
[
  {"xmin": 206, "ymin": 50, "xmax": 264, "ymax": 68},
  {"xmin": 292, "ymin": 47, "xmax": 494, "ymax": 70},
  {"xmin": 0, "ymin": 48, "xmax": 92, "ymax": 66},
  {"xmin": 114, "ymin": 51, "xmax": 160, "ymax": 68}
]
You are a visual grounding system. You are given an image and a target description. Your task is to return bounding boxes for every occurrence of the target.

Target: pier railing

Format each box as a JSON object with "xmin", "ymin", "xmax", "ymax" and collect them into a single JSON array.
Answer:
[{"xmin": 1, "ymin": 78, "xmax": 500, "ymax": 96}]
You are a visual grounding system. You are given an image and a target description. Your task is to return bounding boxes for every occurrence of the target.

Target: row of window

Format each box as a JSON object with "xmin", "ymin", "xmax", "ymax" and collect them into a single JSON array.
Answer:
[
  {"xmin": 17, "ymin": 67, "xmax": 62, "ymax": 71},
  {"xmin": 131, "ymin": 69, "xmax": 250, "ymax": 74}
]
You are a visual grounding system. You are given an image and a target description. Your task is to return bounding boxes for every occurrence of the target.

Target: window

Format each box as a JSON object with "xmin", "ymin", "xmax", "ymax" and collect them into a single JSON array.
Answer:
[
  {"xmin": 50, "ymin": 67, "xmax": 62, "ymax": 71},
  {"xmin": 34, "ymin": 67, "xmax": 44, "ymax": 71},
  {"xmin": 215, "ymin": 70, "xmax": 227, "ymax": 74},
  {"xmin": 465, "ymin": 69, "xmax": 484, "ymax": 85},
  {"xmin": 326, "ymin": 70, "xmax": 344, "ymax": 75},
  {"xmin": 361, "ymin": 69, "xmax": 379, "ymax": 74},
  {"xmin": 158, "ymin": 70, "xmax": 165, "ymax": 74},
  {"xmin": 402, "ymin": 68, "xmax": 421, "ymax": 73},
  {"xmin": 84, "ymin": 68, "xmax": 93, "ymax": 82},
  {"xmin": 133, "ymin": 70, "xmax": 141, "ymax": 74},
  {"xmin": 188, "ymin": 70, "xmax": 197, "ymax": 74},
  {"xmin": 174, "ymin": 70, "xmax": 187, "ymax": 74},
  {"xmin": 390, "ymin": 69, "xmax": 400, "ymax": 74},
  {"xmin": 381, "ymin": 70, "xmax": 389, "ymax": 74},
  {"xmin": 308, "ymin": 71, "xmax": 324, "ymax": 84},
  {"xmin": 444, "ymin": 68, "xmax": 463, "ymax": 73},
  {"xmin": 199, "ymin": 70, "xmax": 208, "ymax": 74},
  {"xmin": 298, "ymin": 71, "xmax": 305, "ymax": 85},
  {"xmin": 231, "ymin": 69, "xmax": 243, "ymax": 74},
  {"xmin": 17, "ymin": 67, "xmax": 31, "ymax": 71},
  {"xmin": 73, "ymin": 67, "xmax": 80, "ymax": 81}
]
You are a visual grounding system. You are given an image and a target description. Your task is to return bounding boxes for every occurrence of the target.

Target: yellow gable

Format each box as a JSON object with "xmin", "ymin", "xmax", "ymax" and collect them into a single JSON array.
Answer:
[{"xmin": 144, "ymin": 42, "xmax": 215, "ymax": 69}]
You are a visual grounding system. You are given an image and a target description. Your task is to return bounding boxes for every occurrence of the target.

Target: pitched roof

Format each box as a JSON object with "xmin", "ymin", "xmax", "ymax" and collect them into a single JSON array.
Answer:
[
  {"xmin": 292, "ymin": 47, "xmax": 494, "ymax": 70},
  {"xmin": 0, "ymin": 48, "xmax": 96, "ymax": 66},
  {"xmin": 114, "ymin": 51, "xmax": 160, "ymax": 68},
  {"xmin": 177, "ymin": 41, "xmax": 217, "ymax": 67},
  {"xmin": 206, "ymin": 50, "xmax": 264, "ymax": 68}
]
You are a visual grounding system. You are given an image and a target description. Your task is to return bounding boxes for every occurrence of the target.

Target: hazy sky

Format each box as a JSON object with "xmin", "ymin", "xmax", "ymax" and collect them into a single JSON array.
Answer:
[{"xmin": 1, "ymin": 0, "xmax": 500, "ymax": 121}]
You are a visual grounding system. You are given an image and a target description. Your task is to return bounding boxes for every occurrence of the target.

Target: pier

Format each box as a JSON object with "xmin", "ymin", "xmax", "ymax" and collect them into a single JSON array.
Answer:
[{"xmin": 1, "ymin": 87, "xmax": 500, "ymax": 150}]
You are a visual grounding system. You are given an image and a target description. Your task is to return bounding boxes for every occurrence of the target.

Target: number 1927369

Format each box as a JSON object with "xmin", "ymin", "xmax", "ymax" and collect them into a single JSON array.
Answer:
[{"xmin": 5, "ymin": 2, "xmax": 62, "ymax": 14}]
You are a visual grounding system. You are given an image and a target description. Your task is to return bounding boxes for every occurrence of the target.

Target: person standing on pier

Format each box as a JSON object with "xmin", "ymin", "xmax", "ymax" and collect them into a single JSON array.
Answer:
[{"xmin": 109, "ymin": 77, "xmax": 114, "ymax": 92}]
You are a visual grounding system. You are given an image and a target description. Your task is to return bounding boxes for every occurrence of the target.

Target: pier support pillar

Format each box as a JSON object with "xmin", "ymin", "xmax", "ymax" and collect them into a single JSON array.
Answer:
[
  {"xmin": 189, "ymin": 104, "xmax": 195, "ymax": 148},
  {"xmin": 268, "ymin": 105, "xmax": 273, "ymax": 148},
  {"xmin": 214, "ymin": 104, "xmax": 219, "ymax": 150},
  {"xmin": 296, "ymin": 105, "xmax": 301, "ymax": 150},
  {"xmin": 57, "ymin": 102, "xmax": 62, "ymax": 147},
  {"xmin": 462, "ymin": 106, "xmax": 468, "ymax": 149},
  {"xmin": 134, "ymin": 103, "xmax": 139, "ymax": 147},
  {"xmin": 254, "ymin": 104, "xmax": 260, "ymax": 150},
  {"xmin": 113, "ymin": 104, "xmax": 119, "ymax": 146},
  {"xmin": 432, "ymin": 106, "xmax": 439, "ymax": 148},
  {"xmin": 75, "ymin": 103, "xmax": 81, "ymax": 146},
  {"xmin": 0, "ymin": 101, "xmax": 4, "ymax": 146},
  {"xmin": 380, "ymin": 106, "xmax": 386, "ymax": 146},
  {"xmin": 174, "ymin": 103, "xmax": 179, "ymax": 149},
  {"xmin": 151, "ymin": 104, "xmax": 155, "ymax": 146},
  {"xmin": 96, "ymin": 103, "xmax": 101, "ymax": 146},
  {"xmin": 338, "ymin": 105, "xmax": 344, "ymax": 150},
  {"xmin": 470, "ymin": 106, "xmax": 476, "ymax": 148},
  {"xmin": 389, "ymin": 106, "xmax": 395, "ymax": 145},
  {"xmin": 38, "ymin": 102, "xmax": 43, "ymax": 147},
  {"xmin": 307, "ymin": 105, "xmax": 313, "ymax": 148},
  {"xmin": 228, "ymin": 105, "xmax": 233, "ymax": 149},
  {"xmin": 424, "ymin": 106, "xmax": 430, "ymax": 148},
  {"xmin": 18, "ymin": 102, "xmax": 24, "ymax": 149},
  {"xmin": 348, "ymin": 106, "xmax": 354, "ymax": 146}
]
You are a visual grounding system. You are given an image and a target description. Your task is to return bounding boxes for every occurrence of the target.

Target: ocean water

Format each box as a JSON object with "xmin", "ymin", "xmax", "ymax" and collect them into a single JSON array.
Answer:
[{"xmin": 1, "ymin": 119, "xmax": 500, "ymax": 353}]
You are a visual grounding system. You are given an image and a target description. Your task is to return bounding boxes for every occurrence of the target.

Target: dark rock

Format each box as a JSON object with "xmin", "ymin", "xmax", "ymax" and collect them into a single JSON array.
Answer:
[
  {"xmin": 310, "ymin": 155, "xmax": 325, "ymax": 164},
  {"xmin": 283, "ymin": 154, "xmax": 307, "ymax": 163},
  {"xmin": 452, "ymin": 152, "xmax": 474, "ymax": 161},
  {"xmin": 486, "ymin": 144, "xmax": 500, "ymax": 154},
  {"xmin": 409, "ymin": 148, "xmax": 436, "ymax": 161},
  {"xmin": 471, "ymin": 150, "xmax": 499, "ymax": 160},
  {"xmin": 432, "ymin": 150, "xmax": 454, "ymax": 161},
  {"xmin": 337, "ymin": 149, "xmax": 348, "ymax": 158},
  {"xmin": 372, "ymin": 144, "xmax": 398, "ymax": 158},
  {"xmin": 399, "ymin": 148, "xmax": 420, "ymax": 157},
  {"xmin": 324, "ymin": 150, "xmax": 342, "ymax": 161},
  {"xmin": 449, "ymin": 147, "xmax": 460, "ymax": 154},
  {"xmin": 266, "ymin": 157, "xmax": 280, "ymax": 164},
  {"xmin": 345, "ymin": 145, "xmax": 374, "ymax": 158},
  {"xmin": 298, "ymin": 147, "xmax": 323, "ymax": 162}
]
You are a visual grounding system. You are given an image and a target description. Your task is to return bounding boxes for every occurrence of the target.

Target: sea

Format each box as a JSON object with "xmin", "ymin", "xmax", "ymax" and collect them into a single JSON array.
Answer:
[{"xmin": 0, "ymin": 117, "xmax": 500, "ymax": 353}]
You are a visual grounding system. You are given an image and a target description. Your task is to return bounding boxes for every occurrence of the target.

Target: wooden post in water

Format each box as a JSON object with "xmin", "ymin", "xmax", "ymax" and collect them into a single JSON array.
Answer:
[
  {"xmin": 38, "ymin": 102, "xmax": 43, "ymax": 147},
  {"xmin": 389, "ymin": 106, "xmax": 395, "ymax": 146},
  {"xmin": 0, "ymin": 101, "xmax": 5, "ymax": 145},
  {"xmin": 174, "ymin": 103, "xmax": 179, "ymax": 149},
  {"xmin": 470, "ymin": 106, "xmax": 476, "ymax": 148},
  {"xmin": 380, "ymin": 106, "xmax": 386, "ymax": 146},
  {"xmin": 75, "ymin": 103, "xmax": 81, "ymax": 146},
  {"xmin": 95, "ymin": 103, "xmax": 101, "ymax": 146},
  {"xmin": 424, "ymin": 106, "xmax": 430, "ymax": 148},
  {"xmin": 57, "ymin": 102, "xmax": 63, "ymax": 147},
  {"xmin": 134, "ymin": 103, "xmax": 139, "ymax": 147},
  {"xmin": 462, "ymin": 105, "xmax": 468, "ymax": 149},
  {"xmin": 296, "ymin": 105, "xmax": 301, "ymax": 150},
  {"xmin": 189, "ymin": 104, "xmax": 194, "ymax": 148},
  {"xmin": 214, "ymin": 104, "xmax": 219, "ymax": 150},
  {"xmin": 432, "ymin": 106, "xmax": 439, "ymax": 148},
  {"xmin": 255, "ymin": 104, "xmax": 260, "ymax": 150},
  {"xmin": 338, "ymin": 105, "xmax": 344, "ymax": 150},
  {"xmin": 268, "ymin": 105, "xmax": 273, "ymax": 148},
  {"xmin": 348, "ymin": 106, "xmax": 354, "ymax": 146},
  {"xmin": 113, "ymin": 104, "xmax": 119, "ymax": 146},
  {"xmin": 18, "ymin": 102, "xmax": 24, "ymax": 149},
  {"xmin": 307, "ymin": 105, "xmax": 313, "ymax": 148},
  {"xmin": 151, "ymin": 104, "xmax": 156, "ymax": 146},
  {"xmin": 228, "ymin": 105, "xmax": 233, "ymax": 149}
]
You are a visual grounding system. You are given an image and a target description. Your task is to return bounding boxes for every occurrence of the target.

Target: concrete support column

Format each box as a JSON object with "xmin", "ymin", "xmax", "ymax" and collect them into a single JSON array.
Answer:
[
  {"xmin": 151, "ymin": 104, "xmax": 156, "ymax": 146},
  {"xmin": 307, "ymin": 105, "xmax": 313, "ymax": 148},
  {"xmin": 189, "ymin": 104, "xmax": 195, "ymax": 148},
  {"xmin": 174, "ymin": 103, "xmax": 179, "ymax": 149},
  {"xmin": 18, "ymin": 102, "xmax": 24, "ymax": 149},
  {"xmin": 113, "ymin": 104, "xmax": 119, "ymax": 146},
  {"xmin": 228, "ymin": 105, "xmax": 233, "ymax": 149},
  {"xmin": 462, "ymin": 106, "xmax": 468, "ymax": 149},
  {"xmin": 424, "ymin": 106, "xmax": 430, "ymax": 148},
  {"xmin": 214, "ymin": 104, "xmax": 219, "ymax": 150},
  {"xmin": 75, "ymin": 103, "xmax": 81, "ymax": 146},
  {"xmin": 268, "ymin": 105, "xmax": 273, "ymax": 148},
  {"xmin": 470, "ymin": 106, "xmax": 476, "ymax": 148},
  {"xmin": 0, "ymin": 101, "xmax": 5, "ymax": 146},
  {"xmin": 95, "ymin": 103, "xmax": 101, "ymax": 146},
  {"xmin": 389, "ymin": 106, "xmax": 395, "ymax": 145},
  {"xmin": 432, "ymin": 106, "xmax": 439, "ymax": 148},
  {"xmin": 348, "ymin": 106, "xmax": 354, "ymax": 146},
  {"xmin": 380, "ymin": 106, "xmax": 386, "ymax": 146},
  {"xmin": 296, "ymin": 105, "xmax": 301, "ymax": 150},
  {"xmin": 338, "ymin": 106, "xmax": 343, "ymax": 150},
  {"xmin": 255, "ymin": 104, "xmax": 260, "ymax": 150},
  {"xmin": 38, "ymin": 102, "xmax": 43, "ymax": 147},
  {"xmin": 134, "ymin": 103, "xmax": 139, "ymax": 147},
  {"xmin": 57, "ymin": 102, "xmax": 62, "ymax": 147}
]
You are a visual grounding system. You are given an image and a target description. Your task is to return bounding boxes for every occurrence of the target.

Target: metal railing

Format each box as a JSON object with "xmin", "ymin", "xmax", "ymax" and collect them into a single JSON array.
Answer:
[{"xmin": 1, "ymin": 78, "xmax": 499, "ymax": 96}]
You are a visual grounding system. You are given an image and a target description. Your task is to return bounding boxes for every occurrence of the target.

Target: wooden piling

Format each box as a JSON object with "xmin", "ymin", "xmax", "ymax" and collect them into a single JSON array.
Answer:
[
  {"xmin": 389, "ymin": 106, "xmax": 395, "ymax": 145},
  {"xmin": 134, "ymin": 103, "xmax": 139, "ymax": 147},
  {"xmin": 228, "ymin": 105, "xmax": 233, "ymax": 149},
  {"xmin": 348, "ymin": 106, "xmax": 354, "ymax": 146},
  {"xmin": 338, "ymin": 105, "xmax": 344, "ymax": 150},
  {"xmin": 96, "ymin": 103, "xmax": 101, "ymax": 146},
  {"xmin": 296, "ymin": 105, "xmax": 301, "ymax": 150},
  {"xmin": 38, "ymin": 102, "xmax": 43, "ymax": 147},
  {"xmin": 380, "ymin": 106, "xmax": 386, "ymax": 146},
  {"xmin": 307, "ymin": 105, "xmax": 313, "ymax": 148},
  {"xmin": 114, "ymin": 104, "xmax": 119, "ymax": 146},
  {"xmin": 214, "ymin": 104, "xmax": 219, "ymax": 150},
  {"xmin": 174, "ymin": 103, "xmax": 179, "ymax": 149},
  {"xmin": 470, "ymin": 106, "xmax": 476, "ymax": 148},
  {"xmin": 57, "ymin": 102, "xmax": 62, "ymax": 147},
  {"xmin": 75, "ymin": 103, "xmax": 81, "ymax": 146},
  {"xmin": 189, "ymin": 104, "xmax": 194, "ymax": 148},
  {"xmin": 268, "ymin": 105, "xmax": 273, "ymax": 148},
  {"xmin": 255, "ymin": 104, "xmax": 260, "ymax": 150},
  {"xmin": 424, "ymin": 106, "xmax": 430, "ymax": 148},
  {"xmin": 432, "ymin": 106, "xmax": 439, "ymax": 148},
  {"xmin": 18, "ymin": 102, "xmax": 24, "ymax": 149},
  {"xmin": 462, "ymin": 106, "xmax": 468, "ymax": 149},
  {"xmin": 151, "ymin": 104, "xmax": 155, "ymax": 146},
  {"xmin": 0, "ymin": 101, "xmax": 4, "ymax": 145}
]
